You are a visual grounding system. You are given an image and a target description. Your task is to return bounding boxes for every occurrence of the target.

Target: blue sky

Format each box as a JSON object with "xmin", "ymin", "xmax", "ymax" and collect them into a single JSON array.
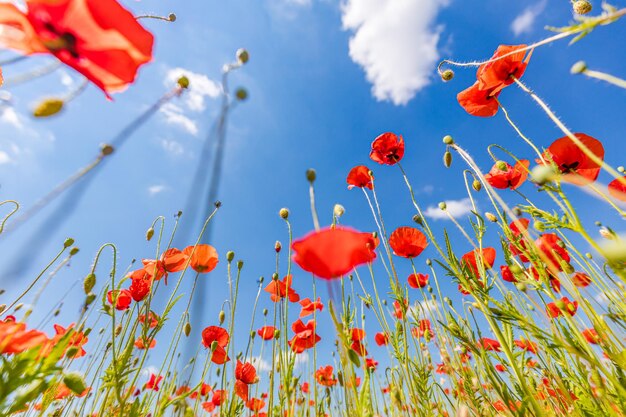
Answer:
[{"xmin": 1, "ymin": 0, "xmax": 626, "ymax": 382}]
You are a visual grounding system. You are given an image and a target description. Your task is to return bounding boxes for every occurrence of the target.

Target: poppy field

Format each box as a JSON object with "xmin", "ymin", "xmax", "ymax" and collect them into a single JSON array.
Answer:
[{"xmin": 2, "ymin": 1, "xmax": 626, "ymax": 416}]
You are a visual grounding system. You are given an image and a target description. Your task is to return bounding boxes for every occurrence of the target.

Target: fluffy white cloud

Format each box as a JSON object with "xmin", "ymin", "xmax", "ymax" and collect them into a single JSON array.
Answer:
[
  {"xmin": 0, "ymin": 151, "xmax": 12, "ymax": 165},
  {"xmin": 424, "ymin": 197, "xmax": 473, "ymax": 220},
  {"xmin": 147, "ymin": 184, "xmax": 168, "ymax": 196},
  {"xmin": 341, "ymin": 0, "xmax": 449, "ymax": 105},
  {"xmin": 165, "ymin": 67, "xmax": 221, "ymax": 112},
  {"xmin": 511, "ymin": 1, "xmax": 546, "ymax": 36},
  {"xmin": 160, "ymin": 103, "xmax": 199, "ymax": 135},
  {"xmin": 160, "ymin": 139, "xmax": 185, "ymax": 156},
  {"xmin": 0, "ymin": 107, "xmax": 24, "ymax": 130}
]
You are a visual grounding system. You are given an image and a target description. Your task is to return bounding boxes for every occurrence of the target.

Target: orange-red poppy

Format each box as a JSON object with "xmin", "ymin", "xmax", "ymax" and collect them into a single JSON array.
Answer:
[
  {"xmin": 369, "ymin": 132, "xmax": 405, "ymax": 165},
  {"xmin": 514, "ymin": 339, "xmax": 538, "ymax": 354},
  {"xmin": 0, "ymin": 0, "xmax": 153, "ymax": 96},
  {"xmin": 541, "ymin": 133, "xmax": 604, "ymax": 185},
  {"xmin": 571, "ymin": 272, "xmax": 592, "ymax": 287},
  {"xmin": 315, "ymin": 366, "xmax": 337, "ymax": 387},
  {"xmin": 457, "ymin": 82, "xmax": 500, "ymax": 117},
  {"xmin": 54, "ymin": 383, "xmax": 90, "ymax": 400},
  {"xmin": 408, "ymin": 273, "xmax": 429, "ymax": 288},
  {"xmin": 479, "ymin": 337, "xmax": 501, "ymax": 352},
  {"xmin": 0, "ymin": 320, "xmax": 48, "ymax": 354},
  {"xmin": 138, "ymin": 311, "xmax": 159, "ymax": 328},
  {"xmin": 201, "ymin": 326, "xmax": 230, "ymax": 364},
  {"xmin": 134, "ymin": 336, "xmax": 156, "ymax": 349},
  {"xmin": 608, "ymin": 176, "xmax": 626, "ymax": 201},
  {"xmin": 246, "ymin": 398, "xmax": 265, "ymax": 412},
  {"xmin": 389, "ymin": 227, "xmax": 428, "ymax": 258},
  {"xmin": 411, "ymin": 319, "xmax": 432, "ymax": 339},
  {"xmin": 350, "ymin": 328, "xmax": 367, "ymax": 356},
  {"xmin": 235, "ymin": 360, "xmax": 259, "ymax": 401},
  {"xmin": 257, "ymin": 326, "xmax": 276, "ymax": 341},
  {"xmin": 484, "ymin": 160, "xmax": 530, "ymax": 190},
  {"xmin": 183, "ymin": 244, "xmax": 219, "ymax": 273},
  {"xmin": 145, "ymin": 373, "xmax": 163, "ymax": 391},
  {"xmin": 107, "ymin": 289, "xmax": 132, "ymax": 310},
  {"xmin": 546, "ymin": 297, "xmax": 578, "ymax": 318},
  {"xmin": 476, "ymin": 45, "xmax": 531, "ymax": 94},
  {"xmin": 347, "ymin": 165, "xmax": 374, "ymax": 189},
  {"xmin": 535, "ymin": 233, "xmax": 570, "ymax": 271},
  {"xmin": 288, "ymin": 319, "xmax": 320, "ymax": 353},
  {"xmin": 299, "ymin": 297, "xmax": 323, "ymax": 317},
  {"xmin": 461, "ymin": 247, "xmax": 496, "ymax": 277},
  {"xmin": 374, "ymin": 332, "xmax": 389, "ymax": 346},
  {"xmin": 582, "ymin": 328, "xmax": 600, "ymax": 344},
  {"xmin": 264, "ymin": 275, "xmax": 300, "ymax": 302},
  {"xmin": 508, "ymin": 218, "xmax": 530, "ymax": 262},
  {"xmin": 52, "ymin": 323, "xmax": 88, "ymax": 358},
  {"xmin": 291, "ymin": 227, "xmax": 378, "ymax": 279},
  {"xmin": 128, "ymin": 271, "xmax": 152, "ymax": 302},
  {"xmin": 499, "ymin": 265, "xmax": 517, "ymax": 283}
]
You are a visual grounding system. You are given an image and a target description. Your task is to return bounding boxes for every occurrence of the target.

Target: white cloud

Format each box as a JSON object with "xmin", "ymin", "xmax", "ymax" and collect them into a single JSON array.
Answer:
[
  {"xmin": 0, "ymin": 151, "xmax": 12, "ymax": 165},
  {"xmin": 160, "ymin": 103, "xmax": 198, "ymax": 135},
  {"xmin": 424, "ymin": 198, "xmax": 473, "ymax": 220},
  {"xmin": 511, "ymin": 1, "xmax": 546, "ymax": 36},
  {"xmin": 160, "ymin": 139, "xmax": 185, "ymax": 156},
  {"xmin": 408, "ymin": 299, "xmax": 439, "ymax": 318},
  {"xmin": 0, "ymin": 107, "xmax": 24, "ymax": 130},
  {"xmin": 341, "ymin": 0, "xmax": 449, "ymax": 105},
  {"xmin": 266, "ymin": 0, "xmax": 312, "ymax": 20},
  {"xmin": 165, "ymin": 67, "xmax": 220, "ymax": 112},
  {"xmin": 147, "ymin": 184, "xmax": 168, "ymax": 196},
  {"xmin": 251, "ymin": 356, "xmax": 273, "ymax": 373}
]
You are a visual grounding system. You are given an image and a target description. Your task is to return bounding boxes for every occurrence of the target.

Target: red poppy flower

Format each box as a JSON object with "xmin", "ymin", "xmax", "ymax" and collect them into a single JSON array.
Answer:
[
  {"xmin": 535, "ymin": 234, "xmax": 570, "ymax": 271},
  {"xmin": 0, "ymin": 320, "xmax": 48, "ymax": 354},
  {"xmin": 107, "ymin": 289, "xmax": 132, "ymax": 310},
  {"xmin": 54, "ymin": 383, "xmax": 90, "ymax": 400},
  {"xmin": 478, "ymin": 337, "xmax": 501, "ymax": 352},
  {"xmin": 301, "ymin": 382, "xmax": 310, "ymax": 394},
  {"xmin": 145, "ymin": 373, "xmax": 163, "ymax": 391},
  {"xmin": 374, "ymin": 332, "xmax": 389, "ymax": 346},
  {"xmin": 461, "ymin": 247, "xmax": 496, "ymax": 277},
  {"xmin": 514, "ymin": 339, "xmax": 538, "ymax": 354},
  {"xmin": 128, "ymin": 271, "xmax": 152, "ymax": 302},
  {"xmin": 546, "ymin": 297, "xmax": 578, "ymax": 318},
  {"xmin": 495, "ymin": 364, "xmax": 507, "ymax": 372},
  {"xmin": 315, "ymin": 366, "xmax": 337, "ymax": 387},
  {"xmin": 571, "ymin": 272, "xmax": 592, "ymax": 287},
  {"xmin": 365, "ymin": 357, "xmax": 378, "ymax": 370},
  {"xmin": 608, "ymin": 177, "xmax": 626, "ymax": 201},
  {"xmin": 484, "ymin": 160, "xmax": 530, "ymax": 190},
  {"xmin": 190, "ymin": 383, "xmax": 212, "ymax": 399},
  {"xmin": 389, "ymin": 227, "xmax": 428, "ymax": 258},
  {"xmin": 257, "ymin": 326, "xmax": 276, "ymax": 341},
  {"xmin": 183, "ymin": 244, "xmax": 219, "ymax": 273},
  {"xmin": 411, "ymin": 319, "xmax": 432, "ymax": 339},
  {"xmin": 246, "ymin": 398, "xmax": 265, "ymax": 412},
  {"xmin": 582, "ymin": 328, "xmax": 600, "ymax": 344},
  {"xmin": 201, "ymin": 326, "xmax": 230, "ymax": 364},
  {"xmin": 292, "ymin": 227, "xmax": 378, "ymax": 279},
  {"xmin": 499, "ymin": 265, "xmax": 517, "ymax": 283},
  {"xmin": 457, "ymin": 82, "xmax": 500, "ymax": 117},
  {"xmin": 392, "ymin": 299, "xmax": 408, "ymax": 320},
  {"xmin": 264, "ymin": 275, "xmax": 300, "ymax": 303},
  {"xmin": 235, "ymin": 360, "xmax": 259, "ymax": 401},
  {"xmin": 369, "ymin": 132, "xmax": 405, "ymax": 165},
  {"xmin": 541, "ymin": 134, "xmax": 604, "ymax": 185},
  {"xmin": 477, "ymin": 45, "xmax": 531, "ymax": 94},
  {"xmin": 289, "ymin": 319, "xmax": 320, "ymax": 353},
  {"xmin": 350, "ymin": 328, "xmax": 367, "ymax": 356},
  {"xmin": 347, "ymin": 165, "xmax": 374, "ymax": 189},
  {"xmin": 299, "ymin": 297, "xmax": 323, "ymax": 317},
  {"xmin": 52, "ymin": 323, "xmax": 88, "ymax": 358},
  {"xmin": 508, "ymin": 218, "xmax": 531, "ymax": 262},
  {"xmin": 0, "ymin": 0, "xmax": 153, "ymax": 96},
  {"xmin": 408, "ymin": 273, "xmax": 429, "ymax": 288},
  {"xmin": 139, "ymin": 311, "xmax": 159, "ymax": 328},
  {"xmin": 134, "ymin": 336, "xmax": 156, "ymax": 349}
]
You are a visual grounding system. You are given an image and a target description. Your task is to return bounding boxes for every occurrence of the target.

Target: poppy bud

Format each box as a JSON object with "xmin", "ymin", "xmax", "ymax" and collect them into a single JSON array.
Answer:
[
  {"xmin": 210, "ymin": 340, "xmax": 218, "ymax": 352},
  {"xmin": 495, "ymin": 161, "xmax": 507, "ymax": 171},
  {"xmin": 472, "ymin": 180, "xmax": 482, "ymax": 192},
  {"xmin": 219, "ymin": 310, "xmax": 226, "ymax": 324},
  {"xmin": 533, "ymin": 221, "xmax": 545, "ymax": 231},
  {"xmin": 64, "ymin": 238, "xmax": 75, "ymax": 248},
  {"xmin": 263, "ymin": 308, "xmax": 268, "ymax": 316},
  {"xmin": 570, "ymin": 61, "xmax": 587, "ymax": 74},
  {"xmin": 83, "ymin": 273, "xmax": 96, "ymax": 294},
  {"xmin": 0, "ymin": 305, "xmax": 5, "ymax": 315},
  {"xmin": 146, "ymin": 227, "xmax": 155, "ymax": 241},
  {"xmin": 100, "ymin": 144, "xmax": 114, "ymax": 156},
  {"xmin": 275, "ymin": 241, "xmax": 282, "ymax": 252},
  {"xmin": 14, "ymin": 303, "xmax": 23, "ymax": 311},
  {"xmin": 226, "ymin": 251, "xmax": 235, "ymax": 262},
  {"xmin": 306, "ymin": 168, "xmax": 316, "ymax": 183},
  {"xmin": 177, "ymin": 75, "xmax": 190, "ymax": 89},
  {"xmin": 236, "ymin": 48, "xmax": 250, "ymax": 64},
  {"xmin": 115, "ymin": 325, "xmax": 122, "ymax": 336},
  {"xmin": 258, "ymin": 276, "xmax": 264, "ymax": 283},
  {"xmin": 618, "ymin": 166, "xmax": 625, "ymax": 173},
  {"xmin": 333, "ymin": 204, "xmax": 345, "ymax": 217},
  {"xmin": 33, "ymin": 98, "xmax": 64, "ymax": 117},
  {"xmin": 562, "ymin": 263, "xmax": 575, "ymax": 274},
  {"xmin": 443, "ymin": 151, "xmax": 452, "ymax": 168},
  {"xmin": 585, "ymin": 252, "xmax": 593, "ymax": 259},
  {"xmin": 279, "ymin": 208, "xmax": 290, "ymax": 219},
  {"xmin": 573, "ymin": 0, "xmax": 592, "ymax": 14},
  {"xmin": 65, "ymin": 346, "xmax": 79, "ymax": 358},
  {"xmin": 85, "ymin": 292, "xmax": 96, "ymax": 306},
  {"xmin": 412, "ymin": 214, "xmax": 424, "ymax": 225},
  {"xmin": 168, "ymin": 13, "xmax": 177, "ymax": 22},
  {"xmin": 485, "ymin": 212, "xmax": 497, "ymax": 222},
  {"xmin": 442, "ymin": 135, "xmax": 454, "ymax": 145},
  {"xmin": 235, "ymin": 87, "xmax": 248, "ymax": 101},
  {"xmin": 272, "ymin": 273, "xmax": 279, "ymax": 281},
  {"xmin": 237, "ymin": 260, "xmax": 244, "ymax": 270},
  {"xmin": 63, "ymin": 372, "xmax": 87, "ymax": 395},
  {"xmin": 438, "ymin": 202, "xmax": 447, "ymax": 211},
  {"xmin": 184, "ymin": 322, "xmax": 191, "ymax": 337},
  {"xmin": 441, "ymin": 69, "xmax": 454, "ymax": 82},
  {"xmin": 382, "ymin": 299, "xmax": 387, "ymax": 306},
  {"xmin": 426, "ymin": 258, "xmax": 432, "ymax": 266},
  {"xmin": 69, "ymin": 247, "xmax": 80, "ymax": 256}
]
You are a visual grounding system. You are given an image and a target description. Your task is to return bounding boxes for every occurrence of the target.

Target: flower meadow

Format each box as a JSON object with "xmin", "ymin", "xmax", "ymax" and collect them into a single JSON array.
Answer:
[{"xmin": 2, "ymin": 1, "xmax": 626, "ymax": 416}]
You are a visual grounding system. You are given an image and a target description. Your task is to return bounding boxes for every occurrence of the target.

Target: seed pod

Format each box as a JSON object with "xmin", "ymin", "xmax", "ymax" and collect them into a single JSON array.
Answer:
[
  {"xmin": 333, "ymin": 204, "xmax": 345, "ymax": 217},
  {"xmin": 168, "ymin": 13, "xmax": 177, "ymax": 22},
  {"xmin": 177, "ymin": 75, "xmax": 190, "ymax": 89},
  {"xmin": 472, "ymin": 180, "xmax": 482, "ymax": 192},
  {"xmin": 443, "ymin": 151, "xmax": 452, "ymax": 168},
  {"xmin": 236, "ymin": 48, "xmax": 250, "ymax": 64},
  {"xmin": 442, "ymin": 135, "xmax": 454, "ymax": 145},
  {"xmin": 572, "ymin": 0, "xmax": 592, "ymax": 15},
  {"xmin": 306, "ymin": 169, "xmax": 316, "ymax": 183},
  {"xmin": 438, "ymin": 202, "xmax": 447, "ymax": 211},
  {"xmin": 441, "ymin": 69, "xmax": 454, "ymax": 82},
  {"xmin": 279, "ymin": 208, "xmax": 289, "ymax": 219}
]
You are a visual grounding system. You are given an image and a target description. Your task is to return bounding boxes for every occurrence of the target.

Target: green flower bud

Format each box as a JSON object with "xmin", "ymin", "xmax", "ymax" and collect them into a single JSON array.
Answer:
[
  {"xmin": 279, "ymin": 208, "xmax": 289, "ymax": 219},
  {"xmin": 83, "ymin": 273, "xmax": 96, "ymax": 294},
  {"xmin": 472, "ymin": 180, "xmax": 482, "ymax": 192},
  {"xmin": 168, "ymin": 13, "xmax": 177, "ymax": 22},
  {"xmin": 33, "ymin": 98, "xmax": 64, "ymax": 118},
  {"xmin": 235, "ymin": 87, "xmax": 248, "ymax": 101},
  {"xmin": 333, "ymin": 204, "xmax": 345, "ymax": 217},
  {"xmin": 69, "ymin": 247, "xmax": 80, "ymax": 256},
  {"xmin": 443, "ymin": 151, "xmax": 452, "ymax": 168},
  {"xmin": 442, "ymin": 135, "xmax": 454, "ymax": 145},
  {"xmin": 219, "ymin": 310, "xmax": 225, "ymax": 324},
  {"xmin": 441, "ymin": 70, "xmax": 454, "ymax": 82},
  {"xmin": 306, "ymin": 168, "xmax": 316, "ymax": 183},
  {"xmin": 438, "ymin": 202, "xmax": 447, "ymax": 211},
  {"xmin": 412, "ymin": 214, "xmax": 424, "ymax": 225},
  {"xmin": 570, "ymin": 61, "xmax": 587, "ymax": 74},
  {"xmin": 573, "ymin": 0, "xmax": 592, "ymax": 15},
  {"xmin": 236, "ymin": 48, "xmax": 250, "ymax": 64},
  {"xmin": 64, "ymin": 238, "xmax": 75, "ymax": 248},
  {"xmin": 184, "ymin": 322, "xmax": 191, "ymax": 337},
  {"xmin": 226, "ymin": 251, "xmax": 235, "ymax": 262},
  {"xmin": 146, "ymin": 227, "xmax": 155, "ymax": 241},
  {"xmin": 63, "ymin": 372, "xmax": 87, "ymax": 395},
  {"xmin": 177, "ymin": 75, "xmax": 190, "ymax": 89}
]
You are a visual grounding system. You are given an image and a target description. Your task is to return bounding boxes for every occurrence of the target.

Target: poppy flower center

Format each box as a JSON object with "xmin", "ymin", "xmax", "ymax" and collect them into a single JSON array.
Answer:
[
  {"xmin": 40, "ymin": 22, "xmax": 79, "ymax": 58},
  {"xmin": 560, "ymin": 161, "xmax": 580, "ymax": 173}
]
